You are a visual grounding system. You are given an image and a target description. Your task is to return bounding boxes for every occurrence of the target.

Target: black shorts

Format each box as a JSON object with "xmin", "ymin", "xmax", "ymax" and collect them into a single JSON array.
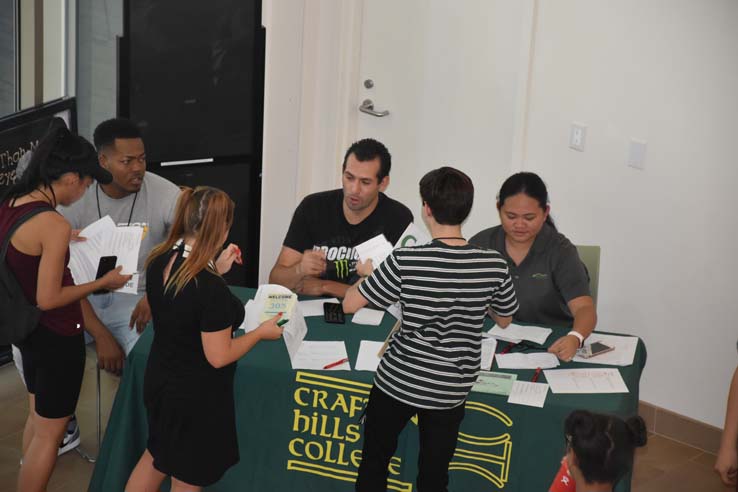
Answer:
[{"xmin": 18, "ymin": 325, "xmax": 85, "ymax": 419}]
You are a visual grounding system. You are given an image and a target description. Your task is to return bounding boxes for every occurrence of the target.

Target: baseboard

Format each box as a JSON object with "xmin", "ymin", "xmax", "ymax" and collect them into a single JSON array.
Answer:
[{"xmin": 639, "ymin": 400, "xmax": 723, "ymax": 454}]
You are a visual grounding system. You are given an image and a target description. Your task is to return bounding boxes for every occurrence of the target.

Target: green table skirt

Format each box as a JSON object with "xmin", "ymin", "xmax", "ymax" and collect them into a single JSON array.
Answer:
[{"xmin": 89, "ymin": 287, "xmax": 646, "ymax": 491}]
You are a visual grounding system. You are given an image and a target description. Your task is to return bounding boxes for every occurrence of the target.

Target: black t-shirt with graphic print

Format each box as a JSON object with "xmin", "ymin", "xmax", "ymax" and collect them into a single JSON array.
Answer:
[{"xmin": 283, "ymin": 189, "xmax": 413, "ymax": 284}]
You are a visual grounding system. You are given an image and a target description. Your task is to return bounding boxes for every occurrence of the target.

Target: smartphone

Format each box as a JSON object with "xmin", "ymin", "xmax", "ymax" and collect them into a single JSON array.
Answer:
[
  {"xmin": 323, "ymin": 302, "xmax": 345, "ymax": 324},
  {"xmin": 93, "ymin": 255, "xmax": 118, "ymax": 295},
  {"xmin": 579, "ymin": 341, "xmax": 615, "ymax": 358}
]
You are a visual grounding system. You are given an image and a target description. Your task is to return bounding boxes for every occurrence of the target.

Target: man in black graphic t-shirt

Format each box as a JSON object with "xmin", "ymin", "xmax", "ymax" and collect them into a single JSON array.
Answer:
[{"xmin": 269, "ymin": 139, "xmax": 413, "ymax": 297}]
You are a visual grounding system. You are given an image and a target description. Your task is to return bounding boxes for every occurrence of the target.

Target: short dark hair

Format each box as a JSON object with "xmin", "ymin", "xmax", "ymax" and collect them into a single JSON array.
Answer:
[
  {"xmin": 342, "ymin": 138, "xmax": 391, "ymax": 181},
  {"xmin": 565, "ymin": 410, "xmax": 647, "ymax": 485},
  {"xmin": 419, "ymin": 167, "xmax": 474, "ymax": 225},
  {"xmin": 93, "ymin": 118, "xmax": 142, "ymax": 151}
]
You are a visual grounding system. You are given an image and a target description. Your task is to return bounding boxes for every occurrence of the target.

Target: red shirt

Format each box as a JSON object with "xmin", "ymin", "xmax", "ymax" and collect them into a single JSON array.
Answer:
[{"xmin": 0, "ymin": 200, "xmax": 84, "ymax": 336}]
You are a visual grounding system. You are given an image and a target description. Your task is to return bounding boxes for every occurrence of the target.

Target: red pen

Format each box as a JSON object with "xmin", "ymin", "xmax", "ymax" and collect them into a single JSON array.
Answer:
[
  {"xmin": 532, "ymin": 367, "xmax": 542, "ymax": 382},
  {"xmin": 323, "ymin": 357, "xmax": 349, "ymax": 370},
  {"xmin": 500, "ymin": 342, "xmax": 516, "ymax": 355}
]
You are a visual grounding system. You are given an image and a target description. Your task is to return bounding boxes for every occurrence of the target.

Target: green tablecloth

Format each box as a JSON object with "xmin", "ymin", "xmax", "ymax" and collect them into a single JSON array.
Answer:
[{"xmin": 89, "ymin": 287, "xmax": 646, "ymax": 492}]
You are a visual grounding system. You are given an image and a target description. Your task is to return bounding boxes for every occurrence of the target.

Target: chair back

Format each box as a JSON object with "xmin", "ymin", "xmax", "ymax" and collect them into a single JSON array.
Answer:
[{"xmin": 575, "ymin": 245, "xmax": 600, "ymax": 306}]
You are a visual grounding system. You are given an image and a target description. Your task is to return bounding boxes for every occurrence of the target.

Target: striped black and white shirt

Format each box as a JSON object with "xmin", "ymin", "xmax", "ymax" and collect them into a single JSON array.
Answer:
[{"xmin": 358, "ymin": 241, "xmax": 519, "ymax": 410}]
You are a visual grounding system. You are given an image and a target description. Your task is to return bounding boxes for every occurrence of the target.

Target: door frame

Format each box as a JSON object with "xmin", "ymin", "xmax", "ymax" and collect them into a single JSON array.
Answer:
[{"xmin": 259, "ymin": 0, "xmax": 538, "ymax": 282}]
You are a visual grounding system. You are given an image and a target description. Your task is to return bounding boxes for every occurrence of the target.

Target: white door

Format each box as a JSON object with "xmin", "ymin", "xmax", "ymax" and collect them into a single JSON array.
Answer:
[{"xmin": 355, "ymin": 0, "xmax": 533, "ymax": 238}]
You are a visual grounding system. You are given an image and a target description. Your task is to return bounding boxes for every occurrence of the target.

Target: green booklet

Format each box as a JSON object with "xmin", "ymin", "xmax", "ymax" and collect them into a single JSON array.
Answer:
[{"xmin": 472, "ymin": 371, "xmax": 517, "ymax": 395}]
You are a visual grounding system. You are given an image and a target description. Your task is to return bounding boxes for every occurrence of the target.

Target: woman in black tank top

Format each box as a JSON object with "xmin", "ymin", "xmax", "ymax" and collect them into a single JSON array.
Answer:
[{"xmin": 0, "ymin": 119, "xmax": 128, "ymax": 492}]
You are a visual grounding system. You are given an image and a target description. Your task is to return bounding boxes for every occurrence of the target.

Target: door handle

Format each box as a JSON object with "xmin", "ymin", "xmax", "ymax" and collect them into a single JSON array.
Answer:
[{"xmin": 359, "ymin": 99, "xmax": 389, "ymax": 117}]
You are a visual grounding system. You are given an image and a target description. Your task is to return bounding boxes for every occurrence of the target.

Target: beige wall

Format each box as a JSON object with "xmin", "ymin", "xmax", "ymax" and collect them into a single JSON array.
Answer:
[
  {"xmin": 261, "ymin": 0, "xmax": 738, "ymax": 427},
  {"xmin": 522, "ymin": 0, "xmax": 738, "ymax": 427}
]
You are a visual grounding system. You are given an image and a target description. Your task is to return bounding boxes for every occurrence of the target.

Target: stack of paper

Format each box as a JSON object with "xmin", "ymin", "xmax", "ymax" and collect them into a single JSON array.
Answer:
[
  {"xmin": 355, "ymin": 234, "xmax": 393, "ymax": 269},
  {"xmin": 68, "ymin": 215, "xmax": 143, "ymax": 294},
  {"xmin": 495, "ymin": 352, "xmax": 560, "ymax": 370},
  {"xmin": 291, "ymin": 341, "xmax": 350, "ymax": 370},
  {"xmin": 480, "ymin": 337, "xmax": 497, "ymax": 371},
  {"xmin": 239, "ymin": 284, "xmax": 307, "ymax": 360},
  {"xmin": 572, "ymin": 333, "xmax": 639, "ymax": 366},
  {"xmin": 355, "ymin": 340, "xmax": 384, "ymax": 371},
  {"xmin": 543, "ymin": 368, "xmax": 629, "ymax": 394},
  {"xmin": 352, "ymin": 308, "xmax": 384, "ymax": 326},
  {"xmin": 394, "ymin": 222, "xmax": 431, "ymax": 249},
  {"xmin": 507, "ymin": 381, "xmax": 549, "ymax": 408},
  {"xmin": 487, "ymin": 323, "xmax": 552, "ymax": 345}
]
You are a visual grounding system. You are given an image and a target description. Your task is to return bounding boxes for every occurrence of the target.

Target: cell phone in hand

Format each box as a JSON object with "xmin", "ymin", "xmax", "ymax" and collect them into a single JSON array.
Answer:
[
  {"xmin": 579, "ymin": 341, "xmax": 615, "ymax": 358},
  {"xmin": 93, "ymin": 255, "xmax": 118, "ymax": 295},
  {"xmin": 323, "ymin": 302, "xmax": 345, "ymax": 324}
]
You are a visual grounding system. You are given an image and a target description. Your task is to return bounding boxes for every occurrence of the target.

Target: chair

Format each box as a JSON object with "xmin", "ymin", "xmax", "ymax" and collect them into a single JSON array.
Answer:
[{"xmin": 575, "ymin": 245, "xmax": 600, "ymax": 306}]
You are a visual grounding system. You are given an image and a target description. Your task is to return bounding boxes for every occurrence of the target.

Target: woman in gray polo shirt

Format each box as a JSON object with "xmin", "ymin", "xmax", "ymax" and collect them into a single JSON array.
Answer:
[{"xmin": 470, "ymin": 172, "xmax": 597, "ymax": 361}]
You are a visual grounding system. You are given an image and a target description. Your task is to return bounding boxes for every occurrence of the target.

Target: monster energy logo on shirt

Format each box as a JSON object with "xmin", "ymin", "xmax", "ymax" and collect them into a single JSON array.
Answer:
[
  {"xmin": 334, "ymin": 259, "xmax": 350, "ymax": 279},
  {"xmin": 313, "ymin": 245, "xmax": 360, "ymax": 281}
]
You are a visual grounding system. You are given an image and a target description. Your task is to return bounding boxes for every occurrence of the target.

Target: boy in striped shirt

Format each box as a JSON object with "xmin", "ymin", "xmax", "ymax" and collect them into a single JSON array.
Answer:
[{"xmin": 343, "ymin": 166, "xmax": 519, "ymax": 492}]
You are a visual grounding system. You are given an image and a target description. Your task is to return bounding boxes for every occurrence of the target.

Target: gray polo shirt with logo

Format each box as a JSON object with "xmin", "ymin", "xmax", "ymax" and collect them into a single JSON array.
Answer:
[
  {"xmin": 469, "ymin": 223, "xmax": 590, "ymax": 327},
  {"xmin": 59, "ymin": 172, "xmax": 181, "ymax": 294}
]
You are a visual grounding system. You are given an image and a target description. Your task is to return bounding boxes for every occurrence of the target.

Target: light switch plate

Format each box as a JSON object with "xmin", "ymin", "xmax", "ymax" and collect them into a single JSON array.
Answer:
[
  {"xmin": 569, "ymin": 123, "xmax": 587, "ymax": 152},
  {"xmin": 628, "ymin": 139, "xmax": 647, "ymax": 170}
]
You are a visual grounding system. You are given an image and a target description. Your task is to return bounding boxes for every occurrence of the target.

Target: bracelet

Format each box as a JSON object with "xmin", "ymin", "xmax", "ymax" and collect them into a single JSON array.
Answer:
[{"xmin": 567, "ymin": 330, "xmax": 585, "ymax": 347}]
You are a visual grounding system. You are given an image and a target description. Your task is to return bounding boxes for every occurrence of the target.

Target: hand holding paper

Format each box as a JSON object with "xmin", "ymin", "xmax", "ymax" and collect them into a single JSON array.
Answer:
[
  {"xmin": 255, "ymin": 313, "xmax": 285, "ymax": 340},
  {"xmin": 355, "ymin": 234, "xmax": 393, "ymax": 269},
  {"xmin": 488, "ymin": 323, "xmax": 552, "ymax": 345}
]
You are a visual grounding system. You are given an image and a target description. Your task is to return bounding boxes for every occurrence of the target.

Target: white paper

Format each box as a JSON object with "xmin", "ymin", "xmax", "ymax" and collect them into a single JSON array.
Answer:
[
  {"xmin": 298, "ymin": 298, "xmax": 340, "ymax": 317},
  {"xmin": 291, "ymin": 341, "xmax": 350, "ymax": 370},
  {"xmin": 572, "ymin": 333, "xmax": 639, "ymax": 366},
  {"xmin": 487, "ymin": 323, "xmax": 552, "ymax": 345},
  {"xmin": 483, "ymin": 331, "xmax": 521, "ymax": 344},
  {"xmin": 480, "ymin": 337, "xmax": 497, "ymax": 371},
  {"xmin": 238, "ymin": 300, "xmax": 257, "ymax": 332},
  {"xmin": 386, "ymin": 302, "xmax": 402, "ymax": 321},
  {"xmin": 352, "ymin": 308, "xmax": 385, "ymax": 326},
  {"xmin": 355, "ymin": 340, "xmax": 385, "ymax": 371},
  {"xmin": 507, "ymin": 381, "xmax": 549, "ymax": 408},
  {"xmin": 495, "ymin": 352, "xmax": 560, "ymax": 370},
  {"xmin": 110, "ymin": 226, "xmax": 144, "ymax": 293},
  {"xmin": 239, "ymin": 285, "xmax": 308, "ymax": 361},
  {"xmin": 355, "ymin": 234, "xmax": 393, "ymax": 268},
  {"xmin": 282, "ymin": 309, "xmax": 308, "ymax": 360},
  {"xmin": 68, "ymin": 216, "xmax": 142, "ymax": 294},
  {"xmin": 394, "ymin": 222, "xmax": 431, "ymax": 249},
  {"xmin": 544, "ymin": 368, "xmax": 629, "ymax": 394}
]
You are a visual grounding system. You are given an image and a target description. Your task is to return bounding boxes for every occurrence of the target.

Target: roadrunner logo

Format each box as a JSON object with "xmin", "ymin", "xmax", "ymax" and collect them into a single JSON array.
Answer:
[{"xmin": 334, "ymin": 259, "xmax": 351, "ymax": 279}]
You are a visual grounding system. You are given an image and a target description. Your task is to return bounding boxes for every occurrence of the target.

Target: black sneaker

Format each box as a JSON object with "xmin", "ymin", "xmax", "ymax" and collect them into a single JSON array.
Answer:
[{"xmin": 58, "ymin": 416, "xmax": 81, "ymax": 455}]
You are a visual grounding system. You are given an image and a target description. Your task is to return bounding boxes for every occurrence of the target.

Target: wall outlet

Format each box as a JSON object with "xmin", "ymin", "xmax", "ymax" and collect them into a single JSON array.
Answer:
[
  {"xmin": 569, "ymin": 123, "xmax": 587, "ymax": 152},
  {"xmin": 628, "ymin": 139, "xmax": 647, "ymax": 170}
]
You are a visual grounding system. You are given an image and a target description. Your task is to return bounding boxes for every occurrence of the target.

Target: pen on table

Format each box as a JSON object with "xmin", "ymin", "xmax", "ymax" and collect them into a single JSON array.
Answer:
[
  {"xmin": 532, "ymin": 367, "xmax": 542, "ymax": 383},
  {"xmin": 323, "ymin": 357, "xmax": 349, "ymax": 370},
  {"xmin": 500, "ymin": 342, "xmax": 516, "ymax": 355}
]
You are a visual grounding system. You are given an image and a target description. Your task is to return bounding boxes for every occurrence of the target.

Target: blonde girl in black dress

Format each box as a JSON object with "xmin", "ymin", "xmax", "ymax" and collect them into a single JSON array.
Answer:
[{"xmin": 126, "ymin": 187, "xmax": 283, "ymax": 491}]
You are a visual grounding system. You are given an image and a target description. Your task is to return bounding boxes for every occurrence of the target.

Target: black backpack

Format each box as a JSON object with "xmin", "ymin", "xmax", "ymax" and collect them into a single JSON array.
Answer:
[{"xmin": 0, "ymin": 207, "xmax": 54, "ymax": 345}]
